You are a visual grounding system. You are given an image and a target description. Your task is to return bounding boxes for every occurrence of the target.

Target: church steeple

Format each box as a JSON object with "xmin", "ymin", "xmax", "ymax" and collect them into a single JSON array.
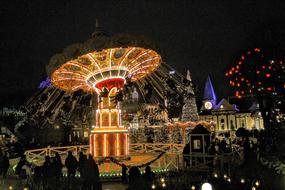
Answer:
[
  {"xmin": 203, "ymin": 76, "xmax": 217, "ymax": 102},
  {"xmin": 201, "ymin": 76, "xmax": 217, "ymax": 111}
]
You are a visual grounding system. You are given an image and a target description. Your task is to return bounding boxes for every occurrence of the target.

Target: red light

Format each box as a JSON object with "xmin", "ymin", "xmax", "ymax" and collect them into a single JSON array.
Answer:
[
  {"xmin": 241, "ymin": 91, "xmax": 245, "ymax": 94},
  {"xmin": 267, "ymin": 87, "xmax": 272, "ymax": 91},
  {"xmin": 238, "ymin": 61, "xmax": 242, "ymax": 65},
  {"xmin": 268, "ymin": 66, "xmax": 272, "ymax": 69},
  {"xmin": 237, "ymin": 83, "xmax": 240, "ymax": 87},
  {"xmin": 256, "ymin": 70, "xmax": 260, "ymax": 74},
  {"xmin": 258, "ymin": 82, "xmax": 262, "ymax": 85},
  {"xmin": 232, "ymin": 67, "xmax": 235, "ymax": 71},
  {"xmin": 249, "ymin": 89, "xmax": 252, "ymax": 93},
  {"xmin": 266, "ymin": 73, "xmax": 271, "ymax": 77},
  {"xmin": 241, "ymin": 77, "xmax": 245, "ymax": 81},
  {"xmin": 247, "ymin": 51, "xmax": 251, "ymax": 55},
  {"xmin": 241, "ymin": 55, "xmax": 245, "ymax": 60},
  {"xmin": 225, "ymin": 73, "xmax": 228, "ymax": 77},
  {"xmin": 229, "ymin": 71, "xmax": 233, "ymax": 75},
  {"xmin": 247, "ymin": 83, "xmax": 251, "ymax": 86},
  {"xmin": 262, "ymin": 66, "xmax": 266, "ymax": 69},
  {"xmin": 235, "ymin": 91, "xmax": 239, "ymax": 97},
  {"xmin": 254, "ymin": 48, "xmax": 261, "ymax": 52}
]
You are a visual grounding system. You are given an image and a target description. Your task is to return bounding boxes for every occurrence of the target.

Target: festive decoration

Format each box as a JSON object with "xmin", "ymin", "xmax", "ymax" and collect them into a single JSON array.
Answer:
[
  {"xmin": 109, "ymin": 151, "xmax": 165, "ymax": 168},
  {"xmin": 225, "ymin": 48, "xmax": 284, "ymax": 98}
]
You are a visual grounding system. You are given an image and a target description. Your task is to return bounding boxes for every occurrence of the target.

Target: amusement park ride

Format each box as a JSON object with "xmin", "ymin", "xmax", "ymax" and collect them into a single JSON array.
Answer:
[{"xmin": 47, "ymin": 24, "xmax": 161, "ymax": 158}]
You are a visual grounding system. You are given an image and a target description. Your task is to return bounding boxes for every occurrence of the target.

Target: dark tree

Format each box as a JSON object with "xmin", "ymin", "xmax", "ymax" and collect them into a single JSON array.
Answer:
[{"xmin": 226, "ymin": 48, "xmax": 285, "ymax": 152}]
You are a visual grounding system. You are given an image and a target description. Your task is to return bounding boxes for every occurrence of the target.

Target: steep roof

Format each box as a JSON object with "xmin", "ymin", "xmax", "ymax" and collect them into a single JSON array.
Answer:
[
  {"xmin": 190, "ymin": 124, "xmax": 211, "ymax": 134},
  {"xmin": 248, "ymin": 101, "xmax": 260, "ymax": 112},
  {"xmin": 203, "ymin": 76, "xmax": 217, "ymax": 101},
  {"xmin": 213, "ymin": 98, "xmax": 239, "ymax": 112}
]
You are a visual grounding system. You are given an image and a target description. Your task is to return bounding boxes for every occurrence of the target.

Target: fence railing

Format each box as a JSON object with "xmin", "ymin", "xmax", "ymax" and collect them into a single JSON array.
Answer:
[{"xmin": 24, "ymin": 144, "xmax": 243, "ymax": 174}]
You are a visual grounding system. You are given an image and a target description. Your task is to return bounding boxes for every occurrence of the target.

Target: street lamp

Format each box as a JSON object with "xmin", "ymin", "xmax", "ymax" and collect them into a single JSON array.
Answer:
[{"xmin": 201, "ymin": 182, "xmax": 213, "ymax": 190}]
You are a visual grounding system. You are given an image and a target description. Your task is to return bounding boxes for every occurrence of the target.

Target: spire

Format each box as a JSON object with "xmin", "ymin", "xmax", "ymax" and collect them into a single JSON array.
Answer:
[
  {"xmin": 91, "ymin": 18, "xmax": 108, "ymax": 38},
  {"xmin": 186, "ymin": 70, "xmax": 192, "ymax": 81},
  {"xmin": 203, "ymin": 76, "xmax": 217, "ymax": 101},
  {"xmin": 95, "ymin": 18, "xmax": 100, "ymax": 28}
]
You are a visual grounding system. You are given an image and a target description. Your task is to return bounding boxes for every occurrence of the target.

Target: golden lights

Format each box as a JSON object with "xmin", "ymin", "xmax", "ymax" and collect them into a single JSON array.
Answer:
[{"xmin": 51, "ymin": 47, "xmax": 161, "ymax": 92}]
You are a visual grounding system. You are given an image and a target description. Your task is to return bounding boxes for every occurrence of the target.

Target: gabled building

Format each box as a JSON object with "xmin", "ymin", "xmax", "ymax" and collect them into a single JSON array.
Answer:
[{"xmin": 199, "ymin": 76, "xmax": 264, "ymax": 132}]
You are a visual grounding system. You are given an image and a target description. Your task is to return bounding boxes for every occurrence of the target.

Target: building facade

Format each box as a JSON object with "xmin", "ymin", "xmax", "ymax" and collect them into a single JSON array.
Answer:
[{"xmin": 199, "ymin": 76, "xmax": 264, "ymax": 132}]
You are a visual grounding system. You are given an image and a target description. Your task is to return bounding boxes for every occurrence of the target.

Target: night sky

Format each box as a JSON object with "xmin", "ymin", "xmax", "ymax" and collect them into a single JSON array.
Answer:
[{"xmin": 1, "ymin": 0, "xmax": 285, "ymax": 106}]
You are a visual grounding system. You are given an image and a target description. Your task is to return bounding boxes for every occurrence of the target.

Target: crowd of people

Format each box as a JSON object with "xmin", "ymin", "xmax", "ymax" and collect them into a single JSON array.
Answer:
[
  {"xmin": 0, "ymin": 149, "xmax": 157, "ymax": 190},
  {"xmin": 11, "ymin": 151, "xmax": 100, "ymax": 190}
]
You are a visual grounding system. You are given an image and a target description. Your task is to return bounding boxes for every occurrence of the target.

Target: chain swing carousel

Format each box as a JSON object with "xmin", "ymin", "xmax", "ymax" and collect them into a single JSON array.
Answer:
[{"xmin": 47, "ymin": 26, "xmax": 161, "ymax": 159}]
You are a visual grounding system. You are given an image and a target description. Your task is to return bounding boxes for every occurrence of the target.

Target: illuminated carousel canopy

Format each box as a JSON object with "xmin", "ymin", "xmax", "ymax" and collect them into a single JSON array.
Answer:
[{"xmin": 47, "ymin": 32, "xmax": 161, "ymax": 92}]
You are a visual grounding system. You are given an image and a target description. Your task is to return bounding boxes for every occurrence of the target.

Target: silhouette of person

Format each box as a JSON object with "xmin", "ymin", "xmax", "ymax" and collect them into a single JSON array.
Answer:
[
  {"xmin": 65, "ymin": 151, "xmax": 78, "ymax": 185},
  {"xmin": 183, "ymin": 143, "xmax": 190, "ymax": 168},
  {"xmin": 121, "ymin": 164, "xmax": 128, "ymax": 183},
  {"xmin": 142, "ymin": 166, "xmax": 155, "ymax": 188},
  {"xmin": 42, "ymin": 156, "xmax": 53, "ymax": 189},
  {"xmin": 2, "ymin": 152, "xmax": 10, "ymax": 179},
  {"xmin": 90, "ymin": 155, "xmax": 100, "ymax": 190},
  {"xmin": 33, "ymin": 166, "xmax": 42, "ymax": 189},
  {"xmin": 0, "ymin": 151, "xmax": 4, "ymax": 178},
  {"xmin": 128, "ymin": 166, "xmax": 145, "ymax": 190},
  {"xmin": 243, "ymin": 137, "xmax": 251, "ymax": 163},
  {"xmin": 15, "ymin": 155, "xmax": 28, "ymax": 177},
  {"xmin": 54, "ymin": 152, "xmax": 63, "ymax": 179},
  {"xmin": 78, "ymin": 152, "xmax": 87, "ymax": 188}
]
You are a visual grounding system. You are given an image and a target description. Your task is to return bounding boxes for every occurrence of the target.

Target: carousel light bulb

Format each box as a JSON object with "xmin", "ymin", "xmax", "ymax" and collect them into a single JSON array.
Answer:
[
  {"xmin": 151, "ymin": 184, "xmax": 156, "ymax": 189},
  {"xmin": 252, "ymin": 187, "xmax": 256, "ymax": 190},
  {"xmin": 8, "ymin": 186, "xmax": 13, "ymax": 190},
  {"xmin": 227, "ymin": 178, "xmax": 231, "ymax": 183},
  {"xmin": 162, "ymin": 183, "xmax": 166, "ymax": 187},
  {"xmin": 255, "ymin": 180, "xmax": 260, "ymax": 187},
  {"xmin": 161, "ymin": 178, "xmax": 165, "ymax": 182},
  {"xmin": 191, "ymin": 185, "xmax": 195, "ymax": 190},
  {"xmin": 213, "ymin": 173, "xmax": 218, "ymax": 178},
  {"xmin": 223, "ymin": 174, "xmax": 227, "ymax": 179},
  {"xmin": 241, "ymin": 178, "xmax": 245, "ymax": 183}
]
